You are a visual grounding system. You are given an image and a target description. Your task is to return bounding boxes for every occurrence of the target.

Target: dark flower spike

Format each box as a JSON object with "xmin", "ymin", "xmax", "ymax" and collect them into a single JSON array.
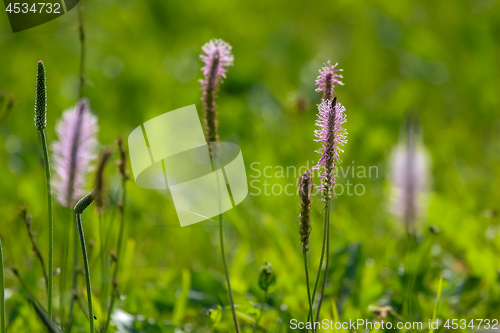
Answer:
[
  {"xmin": 298, "ymin": 169, "xmax": 313, "ymax": 252},
  {"xmin": 35, "ymin": 61, "xmax": 47, "ymax": 130},
  {"xmin": 116, "ymin": 137, "xmax": 130, "ymax": 181},
  {"xmin": 315, "ymin": 61, "xmax": 344, "ymax": 101},
  {"xmin": 74, "ymin": 190, "xmax": 95, "ymax": 214},
  {"xmin": 313, "ymin": 98, "xmax": 347, "ymax": 200},
  {"xmin": 93, "ymin": 148, "xmax": 112, "ymax": 211}
]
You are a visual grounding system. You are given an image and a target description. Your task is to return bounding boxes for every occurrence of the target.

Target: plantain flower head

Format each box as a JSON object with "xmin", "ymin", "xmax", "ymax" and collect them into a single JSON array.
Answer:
[
  {"xmin": 52, "ymin": 99, "xmax": 99, "ymax": 207},
  {"xmin": 200, "ymin": 39, "xmax": 234, "ymax": 87},
  {"xmin": 298, "ymin": 169, "xmax": 313, "ymax": 252},
  {"xmin": 199, "ymin": 38, "xmax": 234, "ymax": 147},
  {"xmin": 390, "ymin": 119, "xmax": 430, "ymax": 230},
  {"xmin": 34, "ymin": 60, "xmax": 47, "ymax": 130},
  {"xmin": 315, "ymin": 61, "xmax": 343, "ymax": 101},
  {"xmin": 313, "ymin": 98, "xmax": 347, "ymax": 200}
]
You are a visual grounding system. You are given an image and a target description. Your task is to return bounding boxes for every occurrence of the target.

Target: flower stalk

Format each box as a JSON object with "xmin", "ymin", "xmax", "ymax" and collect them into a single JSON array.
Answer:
[
  {"xmin": 103, "ymin": 138, "xmax": 130, "ymax": 333},
  {"xmin": 1, "ymin": 238, "xmax": 5, "ymax": 333},
  {"xmin": 200, "ymin": 38, "xmax": 239, "ymax": 332},
  {"xmin": 74, "ymin": 190, "xmax": 96, "ymax": 333},
  {"xmin": 52, "ymin": 98, "xmax": 98, "ymax": 328},
  {"xmin": 298, "ymin": 170, "xmax": 314, "ymax": 330},
  {"xmin": 311, "ymin": 62, "xmax": 347, "ymax": 320},
  {"xmin": 35, "ymin": 60, "xmax": 54, "ymax": 319}
]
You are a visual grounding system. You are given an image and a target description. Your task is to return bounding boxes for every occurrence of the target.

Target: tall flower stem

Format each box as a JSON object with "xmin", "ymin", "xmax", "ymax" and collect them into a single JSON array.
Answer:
[
  {"xmin": 200, "ymin": 39, "xmax": 237, "ymax": 332},
  {"xmin": 309, "ymin": 196, "xmax": 329, "ymax": 323},
  {"xmin": 316, "ymin": 200, "xmax": 330, "ymax": 321},
  {"xmin": 74, "ymin": 192, "xmax": 96, "ymax": 333},
  {"xmin": 76, "ymin": 213, "xmax": 94, "ymax": 333},
  {"xmin": 39, "ymin": 129, "xmax": 54, "ymax": 319},
  {"xmin": 219, "ymin": 214, "xmax": 239, "ymax": 332},
  {"xmin": 67, "ymin": 214, "xmax": 79, "ymax": 332},
  {"xmin": 99, "ymin": 211, "xmax": 108, "ymax": 313},
  {"xmin": 303, "ymin": 252, "xmax": 313, "ymax": 332},
  {"xmin": 1, "ymin": 238, "xmax": 5, "ymax": 333},
  {"xmin": 103, "ymin": 180, "xmax": 127, "ymax": 333}
]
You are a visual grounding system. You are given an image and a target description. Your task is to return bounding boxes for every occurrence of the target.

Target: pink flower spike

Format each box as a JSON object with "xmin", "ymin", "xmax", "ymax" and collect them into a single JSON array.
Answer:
[
  {"xmin": 199, "ymin": 39, "xmax": 234, "ymax": 88},
  {"xmin": 51, "ymin": 99, "xmax": 99, "ymax": 207},
  {"xmin": 315, "ymin": 61, "xmax": 344, "ymax": 100},
  {"xmin": 313, "ymin": 98, "xmax": 347, "ymax": 200}
]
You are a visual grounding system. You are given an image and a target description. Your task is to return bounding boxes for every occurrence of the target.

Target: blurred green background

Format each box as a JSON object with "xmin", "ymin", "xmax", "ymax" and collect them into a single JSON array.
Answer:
[{"xmin": 1, "ymin": 0, "xmax": 500, "ymax": 331}]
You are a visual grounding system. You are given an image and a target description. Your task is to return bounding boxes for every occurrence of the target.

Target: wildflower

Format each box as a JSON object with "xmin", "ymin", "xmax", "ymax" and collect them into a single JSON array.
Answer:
[
  {"xmin": 298, "ymin": 169, "xmax": 313, "ymax": 252},
  {"xmin": 315, "ymin": 61, "xmax": 343, "ymax": 101},
  {"xmin": 390, "ymin": 119, "xmax": 429, "ymax": 229},
  {"xmin": 52, "ymin": 99, "xmax": 99, "ymax": 207},
  {"xmin": 313, "ymin": 98, "xmax": 347, "ymax": 199},
  {"xmin": 33, "ymin": 60, "xmax": 54, "ymax": 318},
  {"xmin": 200, "ymin": 39, "xmax": 234, "ymax": 145}
]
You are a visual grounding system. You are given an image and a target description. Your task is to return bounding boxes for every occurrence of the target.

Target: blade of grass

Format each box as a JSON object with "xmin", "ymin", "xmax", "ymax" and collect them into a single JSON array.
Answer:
[
  {"xmin": 0, "ymin": 238, "xmax": 5, "ymax": 333},
  {"xmin": 29, "ymin": 297, "xmax": 63, "ymax": 333},
  {"xmin": 429, "ymin": 276, "xmax": 443, "ymax": 333}
]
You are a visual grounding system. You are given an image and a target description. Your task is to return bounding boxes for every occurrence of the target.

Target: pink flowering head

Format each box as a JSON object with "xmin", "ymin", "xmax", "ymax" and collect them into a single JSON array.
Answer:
[
  {"xmin": 313, "ymin": 98, "xmax": 347, "ymax": 200},
  {"xmin": 199, "ymin": 38, "xmax": 234, "ymax": 147},
  {"xmin": 52, "ymin": 99, "xmax": 99, "ymax": 207},
  {"xmin": 199, "ymin": 39, "xmax": 234, "ymax": 88},
  {"xmin": 315, "ymin": 61, "xmax": 344, "ymax": 101},
  {"xmin": 390, "ymin": 122, "xmax": 429, "ymax": 230}
]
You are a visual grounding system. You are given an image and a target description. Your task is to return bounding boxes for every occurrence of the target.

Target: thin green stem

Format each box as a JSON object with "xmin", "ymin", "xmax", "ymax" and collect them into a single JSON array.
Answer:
[
  {"xmin": 76, "ymin": 213, "xmax": 94, "ymax": 333},
  {"xmin": 1, "ymin": 239, "xmax": 5, "ymax": 333},
  {"xmin": 68, "ymin": 213, "xmax": 79, "ymax": 331},
  {"xmin": 103, "ymin": 180, "xmax": 127, "ymax": 333},
  {"xmin": 99, "ymin": 212, "xmax": 108, "ymax": 313},
  {"xmin": 211, "ymin": 146, "xmax": 238, "ymax": 332},
  {"xmin": 303, "ymin": 252, "xmax": 313, "ymax": 333},
  {"xmin": 253, "ymin": 289, "xmax": 267, "ymax": 333},
  {"xmin": 309, "ymin": 196, "xmax": 330, "ymax": 323},
  {"xmin": 39, "ymin": 129, "xmax": 53, "ymax": 319},
  {"xmin": 220, "ymin": 214, "xmax": 239, "ymax": 332},
  {"xmin": 315, "ymin": 199, "xmax": 330, "ymax": 321}
]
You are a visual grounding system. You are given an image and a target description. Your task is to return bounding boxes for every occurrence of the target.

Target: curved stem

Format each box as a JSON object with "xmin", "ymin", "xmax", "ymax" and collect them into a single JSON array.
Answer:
[
  {"xmin": 39, "ymin": 129, "xmax": 53, "ymax": 319},
  {"xmin": 1, "ymin": 239, "xmax": 5, "ymax": 333},
  {"xmin": 316, "ymin": 200, "xmax": 330, "ymax": 321},
  {"xmin": 303, "ymin": 251, "xmax": 313, "ymax": 333},
  {"xmin": 76, "ymin": 213, "xmax": 94, "ymax": 333},
  {"xmin": 253, "ymin": 289, "xmax": 267, "ymax": 333},
  {"xmin": 220, "ymin": 214, "xmax": 239, "ymax": 332}
]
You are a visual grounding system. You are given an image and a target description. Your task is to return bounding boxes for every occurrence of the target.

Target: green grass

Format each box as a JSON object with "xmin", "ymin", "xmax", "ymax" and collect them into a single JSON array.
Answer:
[{"xmin": 1, "ymin": 0, "xmax": 500, "ymax": 331}]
